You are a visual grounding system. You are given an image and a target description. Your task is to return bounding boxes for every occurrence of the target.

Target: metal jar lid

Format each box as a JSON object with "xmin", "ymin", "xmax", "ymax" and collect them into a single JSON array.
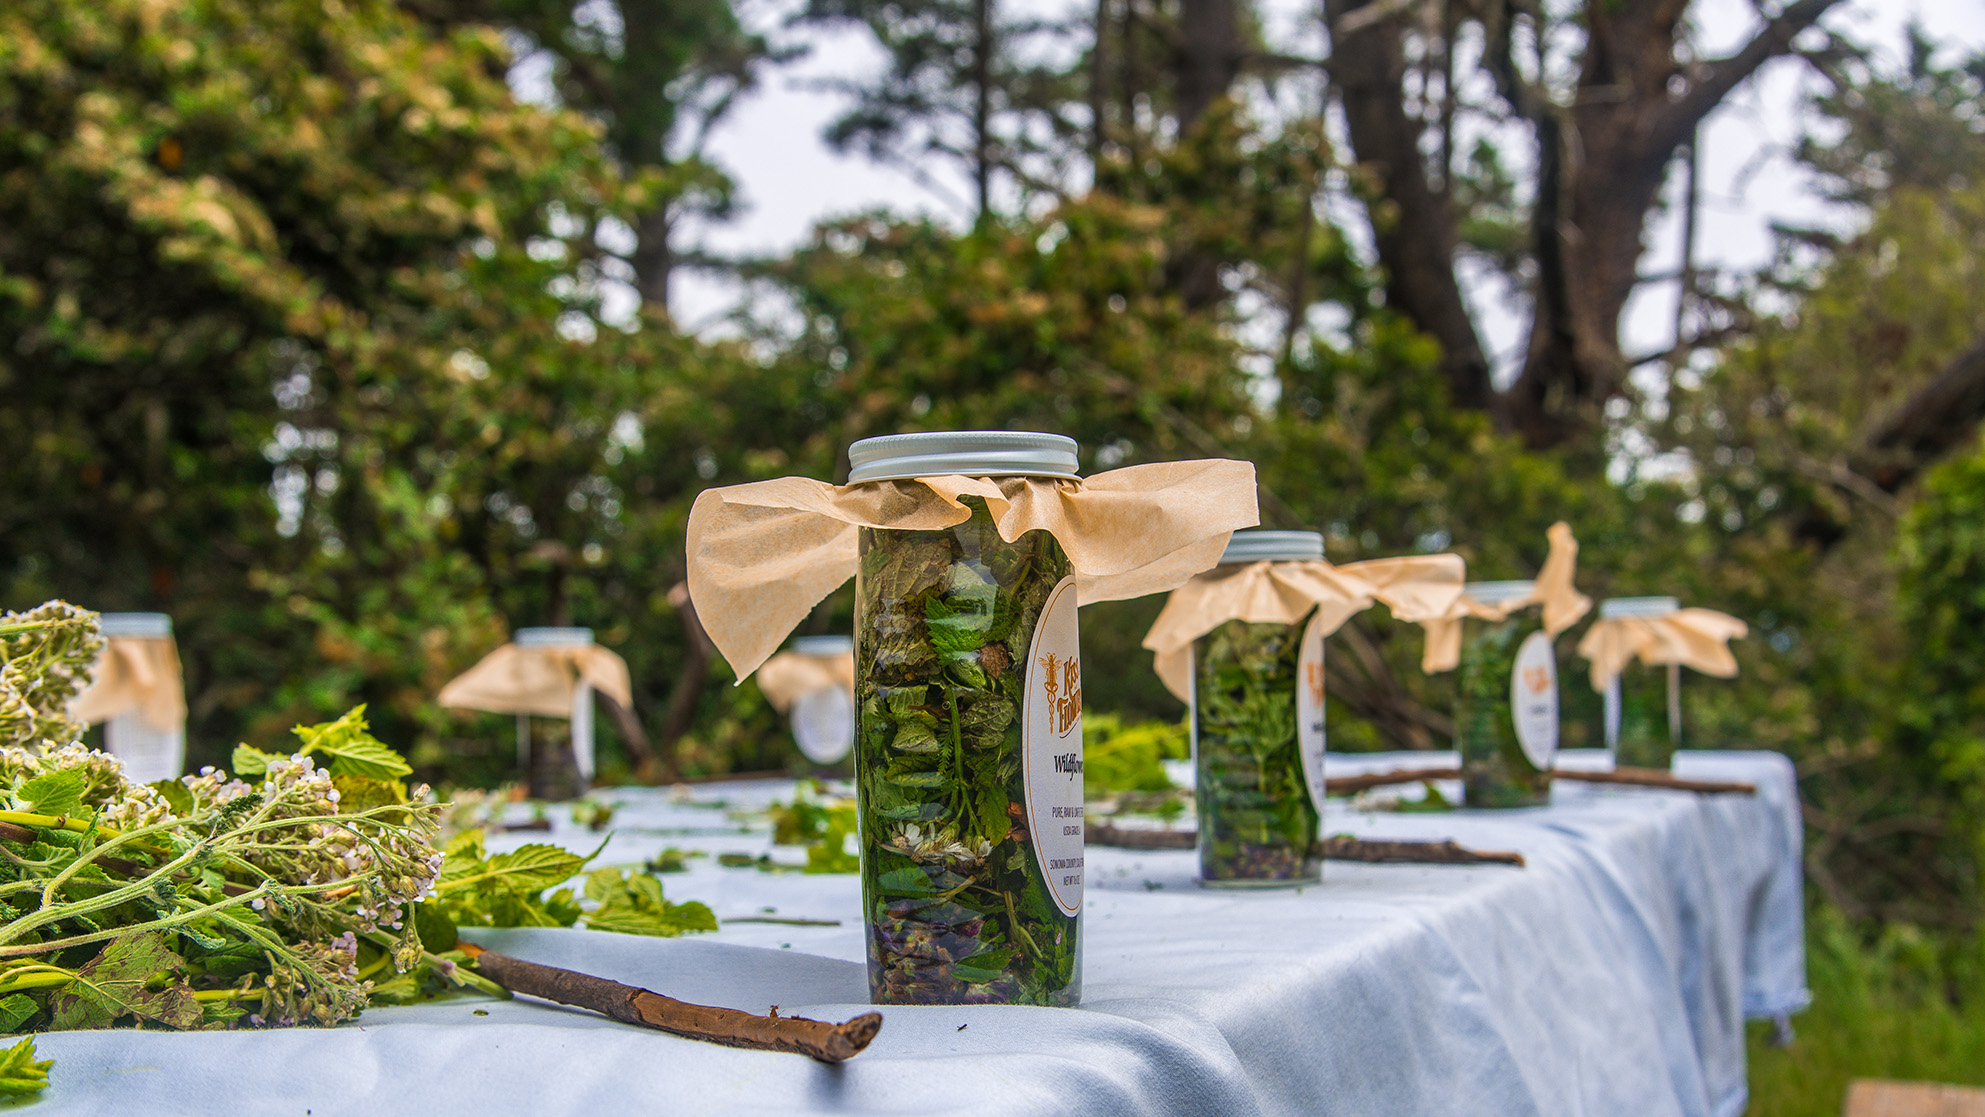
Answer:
[
  {"xmin": 514, "ymin": 626, "xmax": 594, "ymax": 647},
  {"xmin": 1599, "ymin": 596, "xmax": 1679, "ymax": 620},
  {"xmin": 1464, "ymin": 580, "xmax": 1536, "ymax": 605},
  {"xmin": 1218, "ymin": 530, "xmax": 1325, "ymax": 565},
  {"xmin": 846, "ymin": 431, "xmax": 1080, "ymax": 484},
  {"xmin": 791, "ymin": 635, "xmax": 854, "ymax": 657},
  {"xmin": 98, "ymin": 612, "xmax": 172, "ymax": 638}
]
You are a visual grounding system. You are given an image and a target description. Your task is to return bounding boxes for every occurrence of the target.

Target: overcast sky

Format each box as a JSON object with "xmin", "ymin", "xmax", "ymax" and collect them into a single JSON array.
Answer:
[{"xmin": 664, "ymin": 0, "xmax": 1985, "ymax": 367}]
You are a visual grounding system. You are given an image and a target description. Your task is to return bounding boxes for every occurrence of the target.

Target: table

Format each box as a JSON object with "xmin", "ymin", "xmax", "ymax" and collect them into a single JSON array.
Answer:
[{"xmin": 28, "ymin": 750, "xmax": 1805, "ymax": 1116}]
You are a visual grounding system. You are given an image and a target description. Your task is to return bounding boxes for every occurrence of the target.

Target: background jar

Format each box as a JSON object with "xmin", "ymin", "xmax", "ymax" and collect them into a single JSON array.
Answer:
[
  {"xmin": 1457, "ymin": 581, "xmax": 1558, "ymax": 808},
  {"xmin": 1599, "ymin": 597, "xmax": 1683, "ymax": 769},
  {"xmin": 1191, "ymin": 530, "xmax": 1328, "ymax": 888},
  {"xmin": 848, "ymin": 431, "xmax": 1084, "ymax": 1008},
  {"xmin": 788, "ymin": 635, "xmax": 857, "ymax": 768}
]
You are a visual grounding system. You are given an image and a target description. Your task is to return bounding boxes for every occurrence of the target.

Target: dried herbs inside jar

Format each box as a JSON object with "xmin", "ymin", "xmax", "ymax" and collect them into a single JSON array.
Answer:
[
  {"xmin": 1192, "ymin": 615, "xmax": 1322, "ymax": 886},
  {"xmin": 854, "ymin": 497, "xmax": 1080, "ymax": 1006},
  {"xmin": 1613, "ymin": 662, "xmax": 1678, "ymax": 769},
  {"xmin": 1457, "ymin": 603, "xmax": 1555, "ymax": 809}
]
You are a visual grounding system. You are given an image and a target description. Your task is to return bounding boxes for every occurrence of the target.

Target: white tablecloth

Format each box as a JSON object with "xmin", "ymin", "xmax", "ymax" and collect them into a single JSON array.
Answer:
[{"xmin": 28, "ymin": 750, "xmax": 1804, "ymax": 1116}]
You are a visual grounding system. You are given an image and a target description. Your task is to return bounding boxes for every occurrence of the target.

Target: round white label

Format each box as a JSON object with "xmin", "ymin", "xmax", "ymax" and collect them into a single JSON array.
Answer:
[
  {"xmin": 1296, "ymin": 612, "xmax": 1327, "ymax": 810},
  {"xmin": 1021, "ymin": 576, "xmax": 1083, "ymax": 917},
  {"xmin": 1509, "ymin": 631, "xmax": 1559, "ymax": 770},
  {"xmin": 791, "ymin": 686, "xmax": 855, "ymax": 764}
]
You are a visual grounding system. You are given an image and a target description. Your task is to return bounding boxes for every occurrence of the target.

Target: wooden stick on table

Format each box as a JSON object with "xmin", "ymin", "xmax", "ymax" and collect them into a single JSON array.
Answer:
[
  {"xmin": 1318, "ymin": 767, "xmax": 1756, "ymax": 796},
  {"xmin": 1552, "ymin": 768, "xmax": 1756, "ymax": 794},
  {"xmin": 1319, "ymin": 837, "xmax": 1525, "ymax": 866},
  {"xmin": 461, "ymin": 944, "xmax": 883, "ymax": 1063}
]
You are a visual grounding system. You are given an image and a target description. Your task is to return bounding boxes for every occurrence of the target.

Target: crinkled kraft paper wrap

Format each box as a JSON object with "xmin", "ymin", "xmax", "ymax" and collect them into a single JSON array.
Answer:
[
  {"xmin": 687, "ymin": 460, "xmax": 1261, "ymax": 680},
  {"xmin": 1418, "ymin": 522, "xmax": 1593, "ymax": 673},
  {"xmin": 1142, "ymin": 554, "xmax": 1466, "ymax": 702},
  {"xmin": 70, "ymin": 636, "xmax": 185, "ymax": 732},
  {"xmin": 1575, "ymin": 609, "xmax": 1748, "ymax": 692},
  {"xmin": 757, "ymin": 649, "xmax": 856, "ymax": 713},
  {"xmin": 437, "ymin": 642, "xmax": 632, "ymax": 718}
]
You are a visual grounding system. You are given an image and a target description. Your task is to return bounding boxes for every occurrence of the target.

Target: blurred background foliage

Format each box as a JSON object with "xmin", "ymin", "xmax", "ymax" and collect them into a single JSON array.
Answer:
[{"xmin": 3, "ymin": 0, "xmax": 1984, "ymax": 978}]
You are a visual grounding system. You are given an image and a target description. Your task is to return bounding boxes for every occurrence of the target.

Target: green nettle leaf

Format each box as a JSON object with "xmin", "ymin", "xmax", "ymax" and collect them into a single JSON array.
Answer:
[
  {"xmin": 0, "ymin": 994, "xmax": 38, "ymax": 1033},
  {"xmin": 889, "ymin": 770, "xmax": 949, "ymax": 788},
  {"xmin": 0, "ymin": 1036, "xmax": 52, "ymax": 1100},
  {"xmin": 49, "ymin": 932, "xmax": 202, "ymax": 1030},
  {"xmin": 582, "ymin": 866, "xmax": 625, "ymax": 903},
  {"xmin": 147, "ymin": 779, "xmax": 194, "ymax": 815},
  {"xmin": 958, "ymin": 696, "xmax": 1016, "ymax": 741},
  {"xmin": 293, "ymin": 708, "xmax": 414, "ymax": 780},
  {"xmin": 890, "ymin": 721, "xmax": 942, "ymax": 754},
  {"xmin": 876, "ymin": 865, "xmax": 942, "ymax": 895},
  {"xmin": 925, "ymin": 595, "xmax": 993, "ymax": 655},
  {"xmin": 581, "ymin": 868, "xmax": 719, "ymax": 937},
  {"xmin": 585, "ymin": 899, "xmax": 719, "ymax": 938},
  {"xmin": 317, "ymin": 738, "xmax": 415, "ymax": 781},
  {"xmin": 875, "ymin": 801, "xmax": 947, "ymax": 822},
  {"xmin": 15, "ymin": 769, "xmax": 86, "ymax": 818},
  {"xmin": 411, "ymin": 902, "xmax": 457, "ymax": 953},
  {"xmin": 331, "ymin": 775, "xmax": 408, "ymax": 813},
  {"xmin": 439, "ymin": 843, "xmax": 588, "ymax": 896},
  {"xmin": 230, "ymin": 745, "xmax": 285, "ymax": 778}
]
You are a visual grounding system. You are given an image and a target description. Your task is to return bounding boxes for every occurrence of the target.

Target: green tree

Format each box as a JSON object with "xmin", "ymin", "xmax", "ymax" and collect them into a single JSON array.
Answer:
[
  {"xmin": 397, "ymin": 0, "xmax": 773, "ymax": 309},
  {"xmin": 0, "ymin": 0, "xmax": 683, "ymax": 783}
]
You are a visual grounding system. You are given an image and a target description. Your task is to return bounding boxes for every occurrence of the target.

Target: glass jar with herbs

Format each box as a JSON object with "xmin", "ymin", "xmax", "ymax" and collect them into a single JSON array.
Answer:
[
  {"xmin": 1456, "ymin": 581, "xmax": 1558, "ymax": 808},
  {"xmin": 850, "ymin": 432, "xmax": 1085, "ymax": 1007},
  {"xmin": 1191, "ymin": 531, "xmax": 1328, "ymax": 887},
  {"xmin": 1598, "ymin": 597, "xmax": 1682, "ymax": 769}
]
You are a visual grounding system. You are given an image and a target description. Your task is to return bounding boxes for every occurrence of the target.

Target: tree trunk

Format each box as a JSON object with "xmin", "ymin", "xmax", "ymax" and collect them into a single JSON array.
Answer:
[
  {"xmin": 1329, "ymin": 0, "xmax": 1842, "ymax": 447},
  {"xmin": 632, "ymin": 205, "xmax": 674, "ymax": 312},
  {"xmin": 1506, "ymin": 0, "xmax": 1843, "ymax": 448},
  {"xmin": 973, "ymin": 0, "xmax": 994, "ymax": 219},
  {"xmin": 1324, "ymin": 0, "xmax": 1494, "ymax": 413},
  {"xmin": 1175, "ymin": 0, "xmax": 1239, "ymax": 130}
]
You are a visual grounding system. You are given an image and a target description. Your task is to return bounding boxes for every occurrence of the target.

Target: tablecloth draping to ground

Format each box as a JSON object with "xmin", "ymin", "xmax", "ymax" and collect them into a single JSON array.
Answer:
[{"xmin": 25, "ymin": 750, "xmax": 1804, "ymax": 1117}]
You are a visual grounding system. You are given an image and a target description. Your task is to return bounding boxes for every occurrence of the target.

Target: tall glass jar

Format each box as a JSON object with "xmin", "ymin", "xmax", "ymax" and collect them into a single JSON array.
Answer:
[
  {"xmin": 1457, "ymin": 581, "xmax": 1558, "ymax": 808},
  {"xmin": 1599, "ymin": 597, "xmax": 1682, "ymax": 770},
  {"xmin": 1191, "ymin": 531, "xmax": 1328, "ymax": 887},
  {"xmin": 850, "ymin": 432, "xmax": 1084, "ymax": 1007}
]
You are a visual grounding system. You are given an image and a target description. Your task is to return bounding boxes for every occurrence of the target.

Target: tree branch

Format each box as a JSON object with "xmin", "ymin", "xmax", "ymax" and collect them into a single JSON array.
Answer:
[
  {"xmin": 1857, "ymin": 331, "xmax": 1985, "ymax": 493},
  {"xmin": 1653, "ymin": 0, "xmax": 1843, "ymax": 152}
]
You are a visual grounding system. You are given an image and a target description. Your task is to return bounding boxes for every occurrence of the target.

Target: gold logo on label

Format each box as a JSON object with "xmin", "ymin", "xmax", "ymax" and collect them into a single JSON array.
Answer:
[
  {"xmin": 1037, "ymin": 653, "xmax": 1082, "ymax": 737},
  {"xmin": 1305, "ymin": 661, "xmax": 1325, "ymax": 707},
  {"xmin": 1523, "ymin": 665, "xmax": 1551, "ymax": 694}
]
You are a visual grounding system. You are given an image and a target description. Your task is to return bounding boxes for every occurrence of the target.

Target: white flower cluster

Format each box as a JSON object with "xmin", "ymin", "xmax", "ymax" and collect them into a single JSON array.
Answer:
[
  {"xmin": 229, "ymin": 754, "xmax": 444, "ymax": 936},
  {"xmin": 181, "ymin": 766, "xmax": 254, "ymax": 809},
  {"xmin": 885, "ymin": 821, "xmax": 993, "ymax": 868},
  {"xmin": 0, "ymin": 741, "xmax": 175, "ymax": 830}
]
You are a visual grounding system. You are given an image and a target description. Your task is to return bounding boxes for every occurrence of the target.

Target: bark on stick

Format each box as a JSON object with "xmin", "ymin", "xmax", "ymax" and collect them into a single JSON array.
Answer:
[
  {"xmin": 461, "ymin": 944, "xmax": 883, "ymax": 1063},
  {"xmin": 1318, "ymin": 766, "xmax": 1753, "ymax": 795},
  {"xmin": 1085, "ymin": 821, "xmax": 1194, "ymax": 850},
  {"xmin": 1319, "ymin": 837, "xmax": 1525, "ymax": 866},
  {"xmin": 1324, "ymin": 768, "xmax": 1462, "ymax": 794},
  {"xmin": 1552, "ymin": 768, "xmax": 1755, "ymax": 795}
]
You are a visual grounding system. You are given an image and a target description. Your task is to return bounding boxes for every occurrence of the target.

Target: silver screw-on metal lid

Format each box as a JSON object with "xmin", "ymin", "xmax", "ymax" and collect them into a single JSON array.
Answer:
[
  {"xmin": 1599, "ymin": 596, "xmax": 1679, "ymax": 620},
  {"xmin": 846, "ymin": 431, "xmax": 1080, "ymax": 484},
  {"xmin": 98, "ymin": 612, "xmax": 172, "ymax": 638},
  {"xmin": 1219, "ymin": 530, "xmax": 1324, "ymax": 564},
  {"xmin": 791, "ymin": 635, "xmax": 854, "ymax": 656},
  {"xmin": 1464, "ymin": 580, "xmax": 1536, "ymax": 605},
  {"xmin": 514, "ymin": 626, "xmax": 594, "ymax": 647}
]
